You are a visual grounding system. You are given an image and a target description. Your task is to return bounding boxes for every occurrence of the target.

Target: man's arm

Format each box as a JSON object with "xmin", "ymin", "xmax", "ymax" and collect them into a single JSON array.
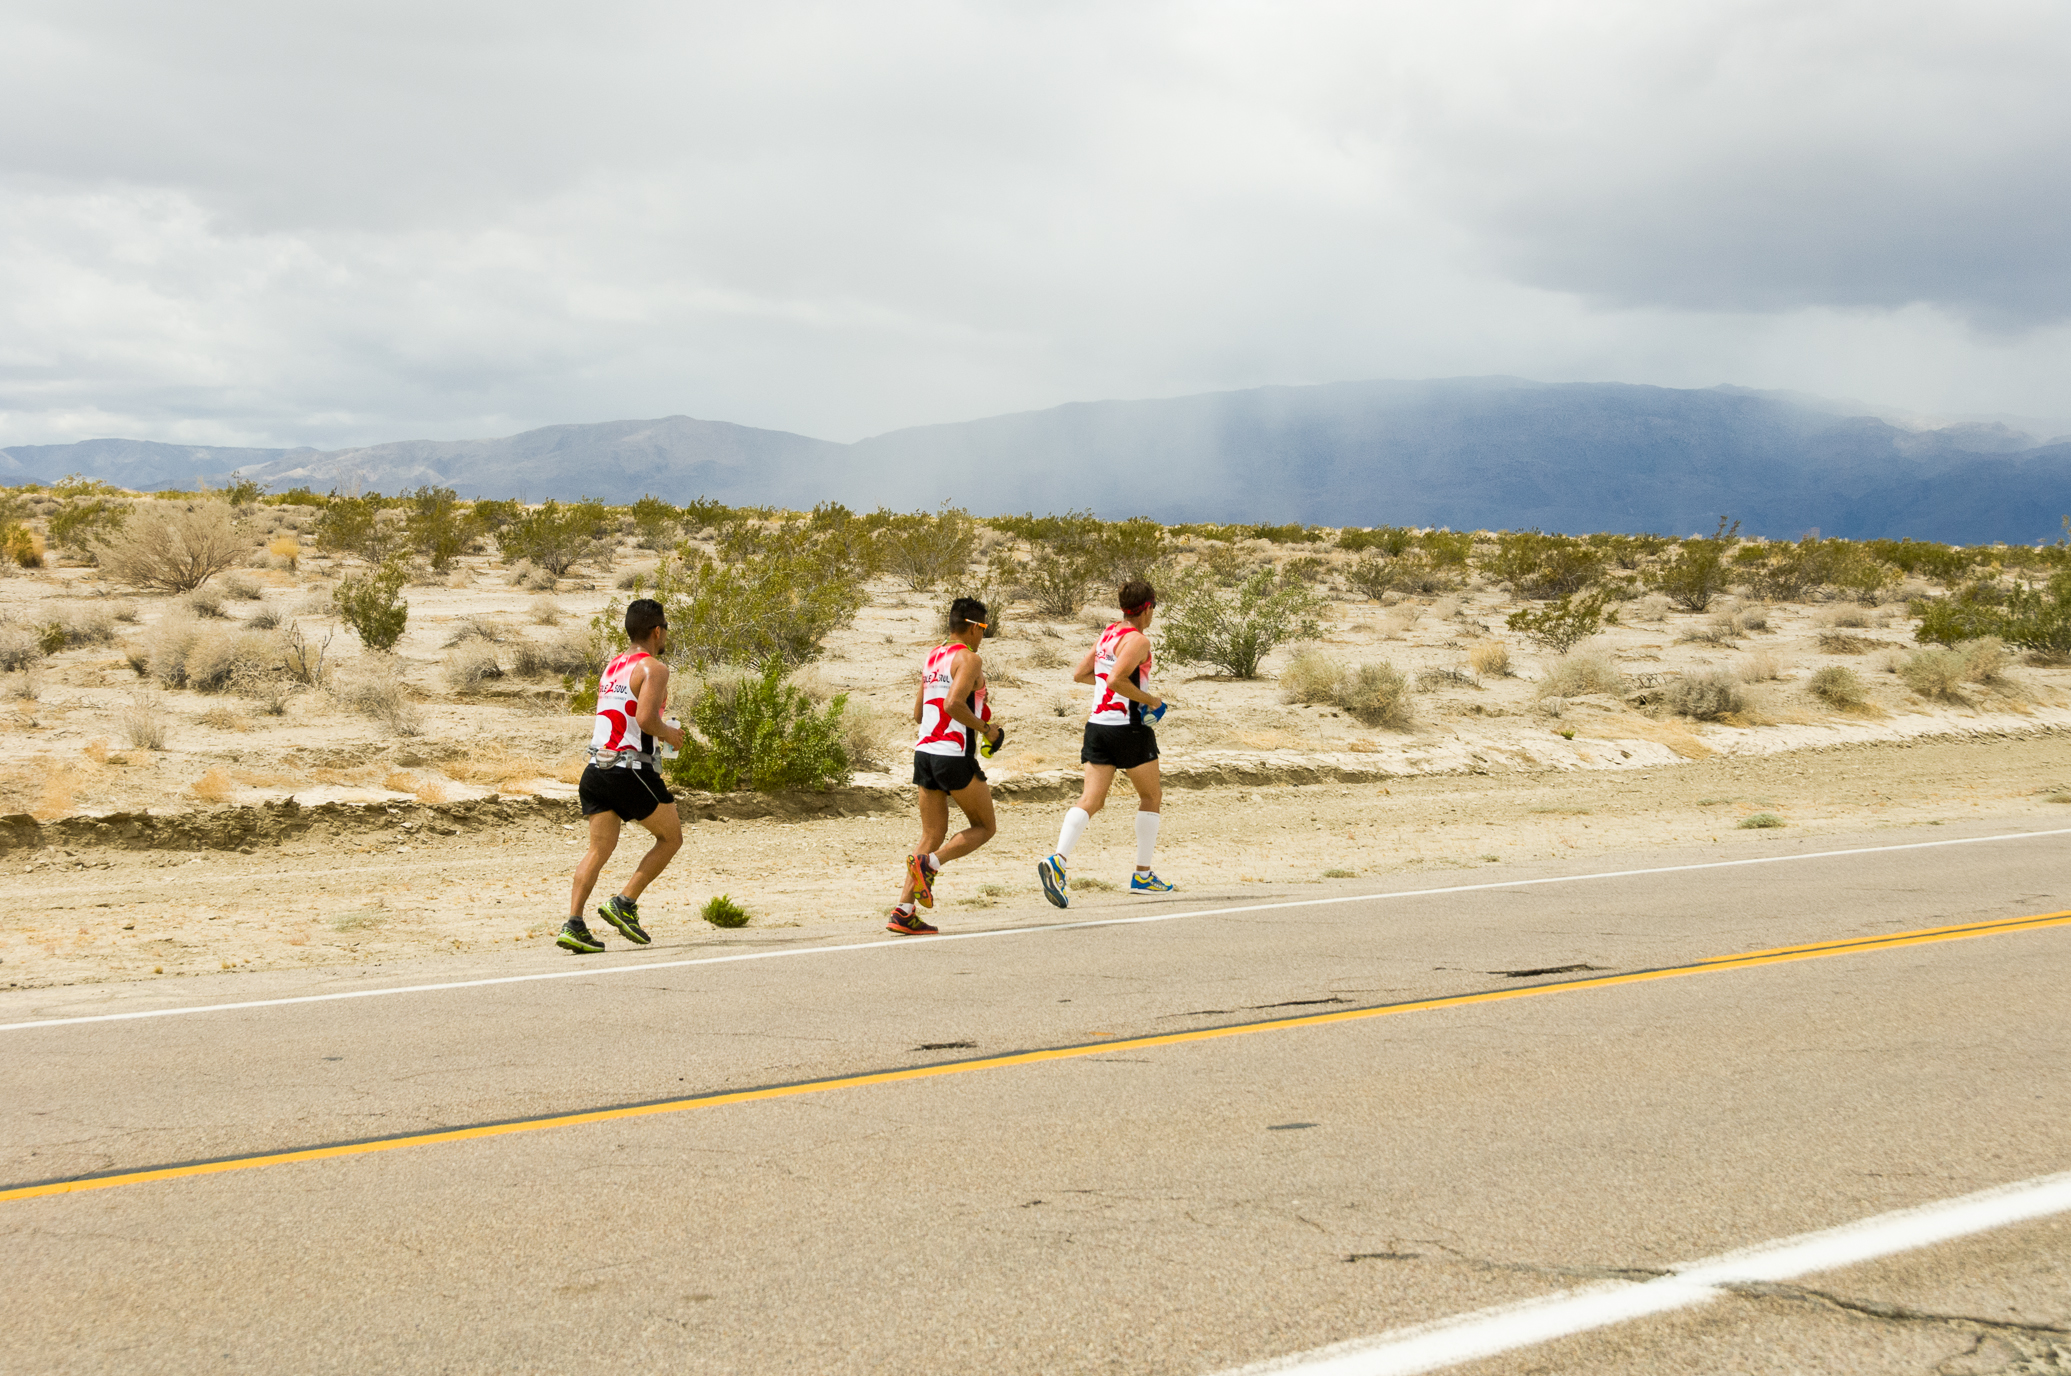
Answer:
[
  {"xmin": 632, "ymin": 661, "xmax": 685, "ymax": 749},
  {"xmin": 944, "ymin": 650, "xmax": 1000, "ymax": 743},
  {"xmin": 911, "ymin": 675, "xmax": 926, "ymax": 724},
  {"xmin": 1071, "ymin": 645, "xmax": 1098, "ymax": 686}
]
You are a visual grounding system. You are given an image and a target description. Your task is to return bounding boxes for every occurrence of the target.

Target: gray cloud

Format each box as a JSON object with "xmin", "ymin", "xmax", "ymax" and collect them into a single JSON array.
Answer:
[{"xmin": 2, "ymin": 1, "xmax": 2068, "ymax": 450}]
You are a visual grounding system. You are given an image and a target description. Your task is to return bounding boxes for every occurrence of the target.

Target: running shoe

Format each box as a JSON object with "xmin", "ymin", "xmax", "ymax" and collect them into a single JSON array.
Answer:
[
  {"xmin": 886, "ymin": 908, "xmax": 939, "ymax": 936},
  {"xmin": 597, "ymin": 894, "xmax": 651, "ymax": 945},
  {"xmin": 1037, "ymin": 854, "xmax": 1069, "ymax": 909},
  {"xmin": 556, "ymin": 918, "xmax": 605, "ymax": 953},
  {"xmin": 1129, "ymin": 871, "xmax": 1175, "ymax": 894},
  {"xmin": 906, "ymin": 853, "xmax": 937, "ymax": 910}
]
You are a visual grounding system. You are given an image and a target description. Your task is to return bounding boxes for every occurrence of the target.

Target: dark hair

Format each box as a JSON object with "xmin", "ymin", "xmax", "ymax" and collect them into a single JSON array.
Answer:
[
  {"xmin": 948, "ymin": 597, "xmax": 988, "ymax": 633},
  {"xmin": 1118, "ymin": 580, "xmax": 1157, "ymax": 615},
  {"xmin": 624, "ymin": 598, "xmax": 667, "ymax": 642}
]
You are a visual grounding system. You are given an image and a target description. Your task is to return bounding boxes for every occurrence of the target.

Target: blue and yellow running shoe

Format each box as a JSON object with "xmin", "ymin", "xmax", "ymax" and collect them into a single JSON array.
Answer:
[
  {"xmin": 1037, "ymin": 854, "xmax": 1069, "ymax": 909},
  {"xmin": 1129, "ymin": 871, "xmax": 1175, "ymax": 894}
]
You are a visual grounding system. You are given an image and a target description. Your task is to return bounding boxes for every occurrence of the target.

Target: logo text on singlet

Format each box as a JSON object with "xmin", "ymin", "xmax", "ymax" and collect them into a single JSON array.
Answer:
[
  {"xmin": 915, "ymin": 643, "xmax": 977, "ymax": 757},
  {"xmin": 1089, "ymin": 622, "xmax": 1152, "ymax": 726},
  {"xmin": 589, "ymin": 650, "xmax": 652, "ymax": 768}
]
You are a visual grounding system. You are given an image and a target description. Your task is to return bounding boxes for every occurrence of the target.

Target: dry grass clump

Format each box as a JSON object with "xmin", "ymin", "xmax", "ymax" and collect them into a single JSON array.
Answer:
[
  {"xmin": 442, "ymin": 643, "xmax": 504, "ymax": 691},
  {"xmin": 1536, "ymin": 648, "xmax": 1626, "ymax": 699},
  {"xmin": 1734, "ymin": 605, "xmax": 1770, "ymax": 633},
  {"xmin": 1822, "ymin": 606, "xmax": 1874, "ymax": 629},
  {"xmin": 1279, "ymin": 649, "xmax": 1343, "ymax": 705},
  {"xmin": 1736, "ymin": 650, "xmax": 1785, "ymax": 683},
  {"xmin": 198, "ymin": 705, "xmax": 249, "ymax": 731},
  {"xmin": 509, "ymin": 628, "xmax": 596, "ymax": 679},
  {"xmin": 1468, "ymin": 641, "xmax": 1513, "ymax": 677},
  {"xmin": 33, "ymin": 774, "xmax": 74, "ymax": 820},
  {"xmin": 295, "ymin": 585, "xmax": 336, "ymax": 616},
  {"xmin": 1338, "ymin": 663, "xmax": 1413, "ymax": 729},
  {"xmin": 185, "ymin": 586, "xmax": 229, "ymax": 618},
  {"xmin": 442, "ymin": 615, "xmax": 508, "ymax": 647},
  {"xmin": 268, "ymin": 536, "xmax": 300, "ymax": 569},
  {"xmin": 1806, "ymin": 665, "xmax": 1868, "ymax": 708},
  {"xmin": 1415, "ymin": 667, "xmax": 1478, "ymax": 691},
  {"xmin": 0, "ymin": 624, "xmax": 44, "ymax": 672},
  {"xmin": 190, "ymin": 769, "xmax": 237, "ymax": 804},
  {"xmin": 121, "ymin": 692, "xmax": 168, "ymax": 750},
  {"xmin": 332, "ymin": 655, "xmax": 424, "ymax": 736},
  {"xmin": 6, "ymin": 666, "xmax": 40, "ymax": 701},
  {"xmin": 246, "ymin": 606, "xmax": 283, "ymax": 631},
  {"xmin": 147, "ymin": 618, "xmax": 278, "ymax": 692},
  {"xmin": 442, "ymin": 741, "xmax": 548, "ymax": 789},
  {"xmin": 1626, "ymin": 593, "xmax": 1672, "ymax": 624},
  {"xmin": 1959, "ymin": 636, "xmax": 2012, "ymax": 686},
  {"xmin": 1898, "ymin": 638, "xmax": 2011, "ymax": 701},
  {"xmin": 528, "ymin": 596, "xmax": 566, "ymax": 626},
  {"xmin": 1662, "ymin": 670, "xmax": 1745, "ymax": 721},
  {"xmin": 1817, "ymin": 632, "xmax": 1882, "ymax": 654},
  {"xmin": 1680, "ymin": 615, "xmax": 1740, "ymax": 646},
  {"xmin": 222, "ymin": 573, "xmax": 265, "ymax": 601}
]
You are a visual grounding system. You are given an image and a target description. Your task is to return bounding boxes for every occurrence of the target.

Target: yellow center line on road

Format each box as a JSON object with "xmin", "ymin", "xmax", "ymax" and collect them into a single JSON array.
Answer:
[{"xmin": 5, "ymin": 909, "xmax": 2067, "ymax": 1206}]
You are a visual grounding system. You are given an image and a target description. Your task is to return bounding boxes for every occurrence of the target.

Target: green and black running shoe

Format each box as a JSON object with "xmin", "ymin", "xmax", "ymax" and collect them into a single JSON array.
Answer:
[
  {"xmin": 598, "ymin": 895, "xmax": 651, "ymax": 945},
  {"xmin": 556, "ymin": 918, "xmax": 605, "ymax": 954}
]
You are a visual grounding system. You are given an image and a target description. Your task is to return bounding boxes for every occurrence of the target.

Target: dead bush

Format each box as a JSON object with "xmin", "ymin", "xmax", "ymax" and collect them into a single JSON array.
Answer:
[
  {"xmin": 185, "ymin": 586, "xmax": 228, "ymax": 619},
  {"xmin": 332, "ymin": 655, "xmax": 424, "ymax": 736},
  {"xmin": 1337, "ymin": 662, "xmax": 1413, "ymax": 729},
  {"xmin": 121, "ymin": 692, "xmax": 169, "ymax": 750},
  {"xmin": 1626, "ymin": 593, "xmax": 1672, "ymax": 624},
  {"xmin": 1817, "ymin": 632, "xmax": 1882, "ymax": 654},
  {"xmin": 95, "ymin": 499, "xmax": 248, "ymax": 593},
  {"xmin": 1662, "ymin": 670, "xmax": 1745, "ymax": 720},
  {"xmin": 442, "ymin": 615, "xmax": 508, "ymax": 647},
  {"xmin": 1680, "ymin": 615, "xmax": 1739, "ymax": 646},
  {"xmin": 443, "ymin": 642, "xmax": 504, "ymax": 691},
  {"xmin": 0, "ymin": 625, "xmax": 42, "ymax": 672},
  {"xmin": 223, "ymin": 573, "xmax": 265, "ymax": 601},
  {"xmin": 1279, "ymin": 649, "xmax": 1344, "ymax": 705},
  {"xmin": 1822, "ymin": 606, "xmax": 1874, "ymax": 629},
  {"xmin": 1536, "ymin": 648, "xmax": 1626, "ymax": 699},
  {"xmin": 1737, "ymin": 650, "xmax": 1784, "ymax": 682},
  {"xmin": 1806, "ymin": 665, "xmax": 1867, "ymax": 708},
  {"xmin": 190, "ymin": 769, "xmax": 236, "ymax": 804},
  {"xmin": 1468, "ymin": 641, "xmax": 1513, "ymax": 677},
  {"xmin": 247, "ymin": 606, "xmax": 283, "ymax": 631},
  {"xmin": 529, "ymin": 596, "xmax": 566, "ymax": 626},
  {"xmin": 1898, "ymin": 647, "xmax": 1968, "ymax": 701},
  {"xmin": 1959, "ymin": 636, "xmax": 2011, "ymax": 685},
  {"xmin": 509, "ymin": 628, "xmax": 595, "ymax": 679}
]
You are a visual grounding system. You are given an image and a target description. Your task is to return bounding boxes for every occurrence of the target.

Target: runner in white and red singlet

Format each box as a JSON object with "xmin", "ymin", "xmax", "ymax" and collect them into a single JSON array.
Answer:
[
  {"xmin": 888, "ymin": 596, "xmax": 1004, "ymax": 935},
  {"xmin": 558, "ymin": 598, "xmax": 688, "ymax": 953},
  {"xmin": 1037, "ymin": 579, "xmax": 1170, "ymax": 907}
]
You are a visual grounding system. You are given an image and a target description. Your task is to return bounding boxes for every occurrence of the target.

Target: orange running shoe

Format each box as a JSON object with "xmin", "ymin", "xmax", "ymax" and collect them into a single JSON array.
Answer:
[
  {"xmin": 886, "ymin": 908, "xmax": 939, "ymax": 936},
  {"xmin": 906, "ymin": 853, "xmax": 937, "ymax": 909}
]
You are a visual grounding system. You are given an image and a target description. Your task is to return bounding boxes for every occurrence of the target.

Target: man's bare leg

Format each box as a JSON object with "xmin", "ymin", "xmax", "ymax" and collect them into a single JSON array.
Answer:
[
  {"xmin": 618, "ymin": 804, "xmax": 683, "ymax": 903},
  {"xmin": 569, "ymin": 812, "xmax": 622, "ymax": 918}
]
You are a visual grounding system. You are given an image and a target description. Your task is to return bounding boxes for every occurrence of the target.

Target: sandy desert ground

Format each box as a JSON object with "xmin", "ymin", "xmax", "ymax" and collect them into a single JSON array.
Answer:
[{"xmin": 2, "ymin": 505, "xmax": 2066, "ymax": 991}]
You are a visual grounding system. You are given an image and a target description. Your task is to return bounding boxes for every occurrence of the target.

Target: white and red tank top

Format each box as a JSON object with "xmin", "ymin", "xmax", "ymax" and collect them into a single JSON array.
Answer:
[
  {"xmin": 589, "ymin": 650, "xmax": 654, "ymax": 769},
  {"xmin": 1089, "ymin": 622, "xmax": 1153, "ymax": 727},
  {"xmin": 915, "ymin": 643, "xmax": 979, "ymax": 758}
]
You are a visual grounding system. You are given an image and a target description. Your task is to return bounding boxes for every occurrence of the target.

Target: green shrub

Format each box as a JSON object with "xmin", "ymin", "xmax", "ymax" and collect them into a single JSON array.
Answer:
[
  {"xmin": 1337, "ymin": 526, "xmax": 1415, "ymax": 555},
  {"xmin": 630, "ymin": 495, "xmax": 680, "ymax": 550},
  {"xmin": 1652, "ymin": 519, "xmax": 1740, "ymax": 612},
  {"xmin": 313, "ymin": 492, "xmax": 393, "ymax": 561},
  {"xmin": 1346, "ymin": 552, "xmax": 1455, "ymax": 599},
  {"xmin": 1806, "ymin": 665, "xmax": 1867, "ymax": 708},
  {"xmin": 1159, "ymin": 566, "xmax": 1322, "ymax": 679},
  {"xmin": 1418, "ymin": 530, "xmax": 1474, "ymax": 567},
  {"xmin": 1482, "ymin": 531, "xmax": 1604, "ymax": 598},
  {"xmin": 1506, "ymin": 589, "xmax": 1615, "ymax": 653},
  {"xmin": 701, "ymin": 894, "xmax": 751, "ymax": 928},
  {"xmin": 333, "ymin": 556, "xmax": 411, "ymax": 651},
  {"xmin": 616, "ymin": 530, "xmax": 866, "ymax": 673},
  {"xmin": 1738, "ymin": 812, "xmax": 1786, "ymax": 829},
  {"xmin": 1916, "ymin": 572, "xmax": 2071, "ymax": 656},
  {"xmin": 403, "ymin": 485, "xmax": 478, "ymax": 571},
  {"xmin": 500, "ymin": 499, "xmax": 610, "ymax": 575},
  {"xmin": 1663, "ymin": 669, "xmax": 1744, "ymax": 720},
  {"xmin": 48, "ymin": 492, "xmax": 130, "ymax": 553},
  {"xmin": 877, "ymin": 507, "xmax": 980, "ymax": 591},
  {"xmin": 666, "ymin": 660, "xmax": 852, "ymax": 793},
  {"xmin": 998, "ymin": 510, "xmax": 1163, "ymax": 617},
  {"xmin": 470, "ymin": 498, "xmax": 524, "ymax": 534},
  {"xmin": 1338, "ymin": 662, "xmax": 1412, "ymax": 729}
]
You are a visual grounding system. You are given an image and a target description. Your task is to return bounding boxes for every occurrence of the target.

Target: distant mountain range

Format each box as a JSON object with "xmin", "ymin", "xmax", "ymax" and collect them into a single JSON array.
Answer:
[{"xmin": 5, "ymin": 377, "xmax": 2068, "ymax": 543}]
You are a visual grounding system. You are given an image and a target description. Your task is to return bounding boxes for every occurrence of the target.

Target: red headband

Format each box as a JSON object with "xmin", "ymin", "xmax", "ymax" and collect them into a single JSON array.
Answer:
[{"xmin": 1123, "ymin": 596, "xmax": 1155, "ymax": 616}]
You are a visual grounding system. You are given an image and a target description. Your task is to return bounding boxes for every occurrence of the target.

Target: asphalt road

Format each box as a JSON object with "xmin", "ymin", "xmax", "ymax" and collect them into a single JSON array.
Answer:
[{"xmin": 3, "ymin": 818, "xmax": 2068, "ymax": 1374}]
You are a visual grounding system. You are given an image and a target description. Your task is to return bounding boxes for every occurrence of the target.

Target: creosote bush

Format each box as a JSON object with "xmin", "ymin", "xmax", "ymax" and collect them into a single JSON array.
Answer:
[
  {"xmin": 95, "ymin": 499, "xmax": 247, "ymax": 593},
  {"xmin": 1160, "ymin": 566, "xmax": 1322, "ymax": 679},
  {"xmin": 665, "ymin": 660, "xmax": 852, "ymax": 794},
  {"xmin": 333, "ymin": 556, "xmax": 411, "ymax": 651},
  {"xmin": 1507, "ymin": 589, "xmax": 1615, "ymax": 653}
]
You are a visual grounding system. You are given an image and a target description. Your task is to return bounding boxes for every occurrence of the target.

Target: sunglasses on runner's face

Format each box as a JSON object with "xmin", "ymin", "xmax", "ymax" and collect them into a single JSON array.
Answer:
[{"xmin": 966, "ymin": 620, "xmax": 987, "ymax": 630}]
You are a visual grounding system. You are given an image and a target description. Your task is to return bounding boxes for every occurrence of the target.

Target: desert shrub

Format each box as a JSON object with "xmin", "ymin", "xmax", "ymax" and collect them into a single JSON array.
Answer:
[
  {"xmin": 5, "ymin": 524, "xmax": 42, "ymax": 567},
  {"xmin": 268, "ymin": 535, "xmax": 300, "ymax": 570},
  {"xmin": 701, "ymin": 894, "xmax": 751, "ymax": 928},
  {"xmin": 1626, "ymin": 592, "xmax": 1672, "ymax": 623},
  {"xmin": 403, "ymin": 486, "xmax": 478, "ymax": 570},
  {"xmin": 469, "ymin": 498, "xmax": 523, "ymax": 536},
  {"xmin": 999, "ymin": 511, "xmax": 1164, "ymax": 616},
  {"xmin": 1338, "ymin": 662, "xmax": 1413, "ymax": 729},
  {"xmin": 186, "ymin": 586, "xmax": 228, "ymax": 618},
  {"xmin": 1416, "ymin": 667, "xmax": 1478, "ymax": 691},
  {"xmin": 500, "ymin": 499, "xmax": 611, "ymax": 575},
  {"xmin": 1734, "ymin": 605, "xmax": 1769, "ymax": 633},
  {"xmin": 877, "ymin": 507, "xmax": 980, "ymax": 591},
  {"xmin": 1346, "ymin": 552, "xmax": 1455, "ymax": 598},
  {"xmin": 1662, "ymin": 669, "xmax": 1745, "ymax": 720},
  {"xmin": 1278, "ymin": 555, "xmax": 1330, "ymax": 586},
  {"xmin": 837, "ymin": 700, "xmax": 902, "ymax": 771},
  {"xmin": 1537, "ymin": 648, "xmax": 1626, "ymax": 699},
  {"xmin": 1337, "ymin": 526, "xmax": 1415, "ymax": 555},
  {"xmin": 1959, "ymin": 635, "xmax": 2011, "ymax": 685},
  {"xmin": 313, "ymin": 492, "xmax": 394, "ymax": 562},
  {"xmin": 1482, "ymin": 531, "xmax": 1604, "ymax": 598},
  {"xmin": 333, "ymin": 655, "xmax": 424, "ymax": 735},
  {"xmin": 246, "ymin": 606, "xmax": 283, "ymax": 631},
  {"xmin": 442, "ymin": 615, "xmax": 508, "ymax": 647},
  {"xmin": 1680, "ymin": 614, "xmax": 1739, "ymax": 646},
  {"xmin": 1279, "ymin": 649, "xmax": 1343, "ymax": 704},
  {"xmin": 1651, "ymin": 519, "xmax": 1740, "ymax": 612},
  {"xmin": 529, "ymin": 597, "xmax": 566, "ymax": 626},
  {"xmin": 0, "ymin": 624, "xmax": 43, "ymax": 672},
  {"xmin": 511, "ymin": 628, "xmax": 595, "ymax": 679},
  {"xmin": 281, "ymin": 622, "xmax": 335, "ymax": 688},
  {"xmin": 1160, "ymin": 567, "xmax": 1322, "ymax": 679},
  {"xmin": 1806, "ymin": 665, "xmax": 1867, "ymax": 707},
  {"xmin": 665, "ymin": 660, "xmax": 851, "ymax": 793},
  {"xmin": 1738, "ymin": 812, "xmax": 1786, "ymax": 829},
  {"xmin": 1817, "ymin": 631, "xmax": 1881, "ymax": 654},
  {"xmin": 1916, "ymin": 572, "xmax": 2071, "ymax": 657},
  {"xmin": 1469, "ymin": 641, "xmax": 1513, "ymax": 677},
  {"xmin": 333, "ymin": 556, "xmax": 410, "ymax": 651},
  {"xmin": 1898, "ymin": 646, "xmax": 1968, "ymax": 700},
  {"xmin": 94, "ymin": 498, "xmax": 248, "ymax": 592},
  {"xmin": 36, "ymin": 603, "xmax": 117, "ymax": 649},
  {"xmin": 153, "ymin": 623, "xmax": 276, "ymax": 693},
  {"xmin": 1507, "ymin": 589, "xmax": 1615, "ymax": 653},
  {"xmin": 1737, "ymin": 650, "xmax": 1785, "ymax": 682},
  {"xmin": 1418, "ymin": 530, "xmax": 1474, "ymax": 567},
  {"xmin": 1823, "ymin": 605, "xmax": 1873, "ymax": 629},
  {"xmin": 120, "ymin": 692, "xmax": 168, "ymax": 750},
  {"xmin": 621, "ymin": 533, "xmax": 867, "ymax": 672},
  {"xmin": 48, "ymin": 491, "xmax": 130, "ymax": 554},
  {"xmin": 223, "ymin": 573, "xmax": 264, "ymax": 600},
  {"xmin": 443, "ymin": 643, "xmax": 503, "ymax": 691},
  {"xmin": 629, "ymin": 495, "xmax": 681, "ymax": 550}
]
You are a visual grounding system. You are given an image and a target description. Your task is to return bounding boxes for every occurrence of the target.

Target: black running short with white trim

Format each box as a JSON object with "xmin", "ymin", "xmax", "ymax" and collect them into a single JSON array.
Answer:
[
  {"xmin": 1081, "ymin": 722, "xmax": 1159, "ymax": 770},
  {"xmin": 912, "ymin": 751, "xmax": 987, "ymax": 793},
  {"xmin": 578, "ymin": 764, "xmax": 675, "ymax": 822}
]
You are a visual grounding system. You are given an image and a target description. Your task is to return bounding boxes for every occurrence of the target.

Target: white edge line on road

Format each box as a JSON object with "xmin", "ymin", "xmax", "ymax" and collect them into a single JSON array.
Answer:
[
  {"xmin": 5, "ymin": 826, "xmax": 2067, "ymax": 1034},
  {"xmin": 1217, "ymin": 1170, "xmax": 2071, "ymax": 1376}
]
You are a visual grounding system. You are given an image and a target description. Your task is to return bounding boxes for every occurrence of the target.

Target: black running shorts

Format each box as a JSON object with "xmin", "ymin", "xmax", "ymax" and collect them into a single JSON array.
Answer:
[
  {"xmin": 1081, "ymin": 722, "xmax": 1159, "ymax": 770},
  {"xmin": 912, "ymin": 751, "xmax": 986, "ymax": 793},
  {"xmin": 578, "ymin": 764, "xmax": 675, "ymax": 822}
]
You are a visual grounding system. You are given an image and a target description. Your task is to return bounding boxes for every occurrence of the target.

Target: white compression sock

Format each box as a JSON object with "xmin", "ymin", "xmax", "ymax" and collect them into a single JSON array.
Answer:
[
  {"xmin": 1056, "ymin": 807, "xmax": 1090, "ymax": 858},
  {"xmin": 1134, "ymin": 811, "xmax": 1161, "ymax": 869}
]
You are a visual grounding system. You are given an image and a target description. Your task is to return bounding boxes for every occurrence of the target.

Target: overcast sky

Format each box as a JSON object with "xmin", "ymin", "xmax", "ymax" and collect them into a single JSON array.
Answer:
[{"xmin": 3, "ymin": 0, "xmax": 2069, "ymax": 449}]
